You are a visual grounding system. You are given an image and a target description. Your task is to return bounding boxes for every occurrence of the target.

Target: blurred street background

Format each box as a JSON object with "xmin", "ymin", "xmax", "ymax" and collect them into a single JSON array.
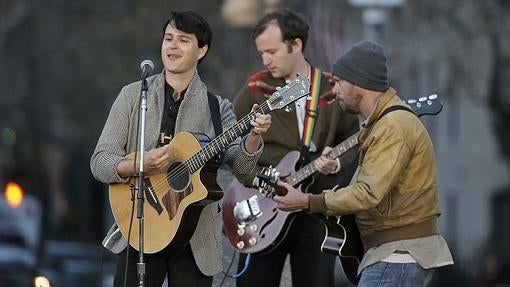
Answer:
[{"xmin": 1, "ymin": 0, "xmax": 510, "ymax": 286}]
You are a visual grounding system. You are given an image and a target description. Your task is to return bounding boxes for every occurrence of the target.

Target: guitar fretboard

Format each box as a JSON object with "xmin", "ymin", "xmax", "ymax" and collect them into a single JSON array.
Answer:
[
  {"xmin": 184, "ymin": 102, "xmax": 272, "ymax": 173},
  {"xmin": 286, "ymin": 133, "xmax": 360, "ymax": 187}
]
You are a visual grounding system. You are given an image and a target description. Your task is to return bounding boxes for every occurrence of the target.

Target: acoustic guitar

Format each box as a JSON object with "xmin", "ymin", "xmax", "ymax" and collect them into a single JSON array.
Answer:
[{"xmin": 109, "ymin": 75, "xmax": 310, "ymax": 253}]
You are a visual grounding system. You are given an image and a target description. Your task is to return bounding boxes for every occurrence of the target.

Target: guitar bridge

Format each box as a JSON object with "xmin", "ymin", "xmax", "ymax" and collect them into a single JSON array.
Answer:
[
  {"xmin": 233, "ymin": 195, "xmax": 262, "ymax": 225},
  {"xmin": 144, "ymin": 178, "xmax": 163, "ymax": 215}
]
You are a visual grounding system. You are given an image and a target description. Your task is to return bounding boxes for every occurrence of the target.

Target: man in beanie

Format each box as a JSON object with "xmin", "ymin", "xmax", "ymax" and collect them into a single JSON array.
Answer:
[{"xmin": 273, "ymin": 40, "xmax": 454, "ymax": 286}]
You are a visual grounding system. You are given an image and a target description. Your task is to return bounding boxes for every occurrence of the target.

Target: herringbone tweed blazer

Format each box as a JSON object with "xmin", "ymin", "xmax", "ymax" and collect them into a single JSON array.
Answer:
[{"xmin": 91, "ymin": 70, "xmax": 262, "ymax": 275}]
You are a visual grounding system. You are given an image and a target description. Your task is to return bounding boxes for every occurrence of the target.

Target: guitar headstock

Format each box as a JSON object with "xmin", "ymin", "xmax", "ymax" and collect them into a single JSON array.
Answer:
[
  {"xmin": 267, "ymin": 74, "xmax": 310, "ymax": 111},
  {"xmin": 406, "ymin": 94, "xmax": 443, "ymax": 117},
  {"xmin": 255, "ymin": 166, "xmax": 287, "ymax": 197}
]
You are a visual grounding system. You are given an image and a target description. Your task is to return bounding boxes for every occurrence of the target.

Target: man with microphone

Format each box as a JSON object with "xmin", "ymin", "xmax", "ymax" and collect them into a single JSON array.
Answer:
[{"xmin": 90, "ymin": 10, "xmax": 271, "ymax": 287}]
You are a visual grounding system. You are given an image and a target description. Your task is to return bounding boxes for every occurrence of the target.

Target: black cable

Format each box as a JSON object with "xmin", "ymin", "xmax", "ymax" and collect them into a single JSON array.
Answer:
[
  {"xmin": 218, "ymin": 249, "xmax": 236, "ymax": 287},
  {"xmin": 124, "ymin": 197, "xmax": 136, "ymax": 287},
  {"xmin": 219, "ymin": 251, "xmax": 251, "ymax": 287}
]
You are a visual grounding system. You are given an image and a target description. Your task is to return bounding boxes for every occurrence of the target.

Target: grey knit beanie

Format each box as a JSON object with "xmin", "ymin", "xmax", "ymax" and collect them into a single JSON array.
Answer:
[{"xmin": 332, "ymin": 41, "xmax": 389, "ymax": 92}]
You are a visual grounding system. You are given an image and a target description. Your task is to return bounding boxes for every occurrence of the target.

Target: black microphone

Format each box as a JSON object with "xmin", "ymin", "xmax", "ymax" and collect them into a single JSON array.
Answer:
[{"xmin": 140, "ymin": 59, "xmax": 154, "ymax": 79}]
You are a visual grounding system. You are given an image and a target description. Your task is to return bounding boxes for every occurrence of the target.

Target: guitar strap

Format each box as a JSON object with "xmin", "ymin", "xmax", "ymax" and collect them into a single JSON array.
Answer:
[
  {"xmin": 207, "ymin": 91, "xmax": 224, "ymax": 164},
  {"xmin": 377, "ymin": 105, "xmax": 416, "ymax": 121},
  {"xmin": 301, "ymin": 67, "xmax": 322, "ymax": 147},
  {"xmin": 207, "ymin": 91, "xmax": 223, "ymax": 136},
  {"xmin": 298, "ymin": 67, "xmax": 322, "ymax": 167},
  {"xmin": 159, "ymin": 90, "xmax": 223, "ymax": 146},
  {"xmin": 357, "ymin": 105, "xmax": 417, "ymax": 167}
]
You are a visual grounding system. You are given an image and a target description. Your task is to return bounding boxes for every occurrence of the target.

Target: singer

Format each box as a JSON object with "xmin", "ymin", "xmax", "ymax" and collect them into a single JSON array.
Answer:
[{"xmin": 90, "ymin": 10, "xmax": 271, "ymax": 287}]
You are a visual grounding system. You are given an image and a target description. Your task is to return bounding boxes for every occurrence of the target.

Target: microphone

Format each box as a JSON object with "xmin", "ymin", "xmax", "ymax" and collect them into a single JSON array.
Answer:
[{"xmin": 140, "ymin": 59, "xmax": 154, "ymax": 79}]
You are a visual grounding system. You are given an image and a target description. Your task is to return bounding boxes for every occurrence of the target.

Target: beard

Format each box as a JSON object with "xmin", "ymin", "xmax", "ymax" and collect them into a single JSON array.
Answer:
[{"xmin": 337, "ymin": 98, "xmax": 359, "ymax": 114}]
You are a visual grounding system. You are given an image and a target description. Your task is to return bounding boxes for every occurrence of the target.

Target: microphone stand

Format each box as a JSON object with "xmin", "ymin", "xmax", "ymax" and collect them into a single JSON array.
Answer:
[{"xmin": 136, "ymin": 76, "xmax": 149, "ymax": 287}]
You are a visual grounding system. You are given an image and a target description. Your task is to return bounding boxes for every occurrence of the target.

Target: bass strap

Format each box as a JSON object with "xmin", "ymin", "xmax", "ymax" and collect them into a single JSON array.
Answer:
[{"xmin": 377, "ymin": 105, "xmax": 416, "ymax": 121}]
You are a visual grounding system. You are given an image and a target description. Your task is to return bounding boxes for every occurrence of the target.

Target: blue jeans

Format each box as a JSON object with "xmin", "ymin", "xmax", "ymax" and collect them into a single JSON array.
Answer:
[{"xmin": 358, "ymin": 261, "xmax": 434, "ymax": 287}]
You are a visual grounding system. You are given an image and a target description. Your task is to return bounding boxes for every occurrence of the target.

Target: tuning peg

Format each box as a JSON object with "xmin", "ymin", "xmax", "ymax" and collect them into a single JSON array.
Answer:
[
  {"xmin": 285, "ymin": 106, "xmax": 292, "ymax": 112},
  {"xmin": 428, "ymin": 94, "xmax": 438, "ymax": 100},
  {"xmin": 285, "ymin": 80, "xmax": 291, "ymax": 84},
  {"xmin": 306, "ymin": 95, "xmax": 312, "ymax": 100},
  {"xmin": 276, "ymin": 86, "xmax": 281, "ymax": 91}
]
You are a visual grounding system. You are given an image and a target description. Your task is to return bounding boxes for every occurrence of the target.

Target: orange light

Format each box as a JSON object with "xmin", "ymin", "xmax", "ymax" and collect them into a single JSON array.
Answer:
[{"xmin": 4, "ymin": 181, "xmax": 24, "ymax": 208}]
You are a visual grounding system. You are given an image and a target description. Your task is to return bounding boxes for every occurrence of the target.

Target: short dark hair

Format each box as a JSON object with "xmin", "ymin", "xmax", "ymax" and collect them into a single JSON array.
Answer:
[
  {"xmin": 252, "ymin": 8, "xmax": 309, "ymax": 52},
  {"xmin": 163, "ymin": 10, "xmax": 212, "ymax": 62}
]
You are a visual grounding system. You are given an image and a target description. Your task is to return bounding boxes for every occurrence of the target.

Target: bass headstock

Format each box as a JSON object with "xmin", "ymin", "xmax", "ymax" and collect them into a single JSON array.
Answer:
[{"xmin": 406, "ymin": 94, "xmax": 443, "ymax": 117}]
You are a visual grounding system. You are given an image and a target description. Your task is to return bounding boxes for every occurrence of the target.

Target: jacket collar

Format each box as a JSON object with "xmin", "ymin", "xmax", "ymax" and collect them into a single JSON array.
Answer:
[
  {"xmin": 362, "ymin": 87, "xmax": 398, "ymax": 128},
  {"xmin": 358, "ymin": 87, "xmax": 402, "ymax": 144},
  {"xmin": 154, "ymin": 69, "xmax": 206, "ymax": 103}
]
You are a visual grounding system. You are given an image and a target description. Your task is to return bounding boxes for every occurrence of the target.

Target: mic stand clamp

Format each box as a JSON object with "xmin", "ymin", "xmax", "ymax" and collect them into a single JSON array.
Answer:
[{"xmin": 136, "ymin": 76, "xmax": 149, "ymax": 287}]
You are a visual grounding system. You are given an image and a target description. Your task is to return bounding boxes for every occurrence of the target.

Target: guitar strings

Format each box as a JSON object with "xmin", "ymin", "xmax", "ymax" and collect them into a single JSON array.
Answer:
[
  {"xmin": 290, "ymin": 134, "xmax": 358, "ymax": 184},
  {"xmin": 146, "ymin": 101, "xmax": 272, "ymax": 192},
  {"xmin": 254, "ymin": 134, "xmax": 359, "ymax": 199},
  {"xmin": 154, "ymin": 82, "xmax": 307, "ymax": 190}
]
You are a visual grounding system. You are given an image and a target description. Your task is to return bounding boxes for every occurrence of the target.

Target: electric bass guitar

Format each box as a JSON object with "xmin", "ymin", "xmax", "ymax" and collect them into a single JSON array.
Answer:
[
  {"xmin": 222, "ymin": 94, "xmax": 443, "ymax": 283},
  {"xmin": 109, "ymin": 75, "xmax": 310, "ymax": 253}
]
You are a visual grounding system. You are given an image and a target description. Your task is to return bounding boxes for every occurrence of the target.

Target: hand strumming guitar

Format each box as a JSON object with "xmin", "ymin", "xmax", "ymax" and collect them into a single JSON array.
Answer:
[
  {"xmin": 273, "ymin": 181, "xmax": 310, "ymax": 212},
  {"xmin": 116, "ymin": 144, "xmax": 171, "ymax": 178}
]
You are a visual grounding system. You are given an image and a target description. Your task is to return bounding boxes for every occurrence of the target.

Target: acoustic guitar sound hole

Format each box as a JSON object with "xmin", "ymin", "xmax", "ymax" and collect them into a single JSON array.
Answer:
[{"xmin": 167, "ymin": 162, "xmax": 190, "ymax": 192}]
